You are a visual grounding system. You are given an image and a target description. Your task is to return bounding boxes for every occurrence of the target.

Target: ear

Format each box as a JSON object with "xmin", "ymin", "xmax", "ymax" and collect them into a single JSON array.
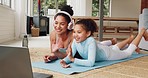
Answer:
[
  {"xmin": 68, "ymin": 22, "xmax": 74, "ymax": 30},
  {"xmin": 86, "ymin": 31, "xmax": 91, "ymax": 37}
]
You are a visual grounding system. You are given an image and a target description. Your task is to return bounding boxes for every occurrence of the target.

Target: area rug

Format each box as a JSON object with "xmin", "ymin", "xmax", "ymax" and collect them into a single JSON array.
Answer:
[{"xmin": 32, "ymin": 53, "xmax": 148, "ymax": 75}]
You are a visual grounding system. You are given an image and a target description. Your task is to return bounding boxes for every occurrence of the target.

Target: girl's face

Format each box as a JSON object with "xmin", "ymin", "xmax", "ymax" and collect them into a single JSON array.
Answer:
[
  {"xmin": 73, "ymin": 24, "xmax": 90, "ymax": 43},
  {"xmin": 54, "ymin": 15, "xmax": 68, "ymax": 34}
]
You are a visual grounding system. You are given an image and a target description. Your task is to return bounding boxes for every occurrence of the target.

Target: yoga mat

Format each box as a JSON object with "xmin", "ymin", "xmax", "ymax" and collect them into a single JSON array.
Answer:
[{"xmin": 32, "ymin": 53, "xmax": 148, "ymax": 75}]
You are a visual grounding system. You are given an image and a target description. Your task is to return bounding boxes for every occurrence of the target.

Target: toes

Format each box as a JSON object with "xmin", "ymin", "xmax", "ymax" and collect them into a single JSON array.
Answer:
[{"xmin": 143, "ymin": 30, "xmax": 148, "ymax": 41}]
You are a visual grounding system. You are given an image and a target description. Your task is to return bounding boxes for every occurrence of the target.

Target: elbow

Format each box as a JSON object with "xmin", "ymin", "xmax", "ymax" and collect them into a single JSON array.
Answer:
[{"xmin": 87, "ymin": 61, "xmax": 95, "ymax": 67}]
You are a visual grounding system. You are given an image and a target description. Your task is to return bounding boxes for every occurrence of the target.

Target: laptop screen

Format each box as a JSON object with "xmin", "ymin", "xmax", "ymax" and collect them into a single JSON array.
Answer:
[{"xmin": 0, "ymin": 46, "xmax": 33, "ymax": 78}]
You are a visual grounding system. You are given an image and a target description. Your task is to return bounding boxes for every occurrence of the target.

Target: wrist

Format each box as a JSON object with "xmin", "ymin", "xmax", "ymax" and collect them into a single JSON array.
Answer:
[
  {"xmin": 52, "ymin": 47, "xmax": 59, "ymax": 52},
  {"xmin": 71, "ymin": 58, "xmax": 75, "ymax": 62}
]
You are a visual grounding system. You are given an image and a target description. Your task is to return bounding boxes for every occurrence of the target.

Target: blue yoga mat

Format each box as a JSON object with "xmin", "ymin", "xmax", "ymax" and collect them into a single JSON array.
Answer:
[{"xmin": 32, "ymin": 53, "xmax": 148, "ymax": 75}]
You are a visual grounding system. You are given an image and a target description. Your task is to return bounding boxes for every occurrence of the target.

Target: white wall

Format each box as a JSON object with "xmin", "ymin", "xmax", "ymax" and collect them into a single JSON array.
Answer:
[
  {"xmin": 110, "ymin": 0, "xmax": 141, "ymax": 18},
  {"xmin": 15, "ymin": 0, "xmax": 27, "ymax": 38},
  {"xmin": 0, "ymin": 0, "xmax": 27, "ymax": 43},
  {"xmin": 107, "ymin": 0, "xmax": 141, "ymax": 27},
  {"xmin": 0, "ymin": 5, "xmax": 15, "ymax": 43}
]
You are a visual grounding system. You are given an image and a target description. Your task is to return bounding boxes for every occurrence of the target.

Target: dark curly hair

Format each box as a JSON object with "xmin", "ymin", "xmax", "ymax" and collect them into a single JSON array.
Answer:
[
  {"xmin": 54, "ymin": 5, "xmax": 73, "ymax": 24},
  {"xmin": 60, "ymin": 5, "xmax": 74, "ymax": 16},
  {"xmin": 75, "ymin": 19, "xmax": 98, "ymax": 36}
]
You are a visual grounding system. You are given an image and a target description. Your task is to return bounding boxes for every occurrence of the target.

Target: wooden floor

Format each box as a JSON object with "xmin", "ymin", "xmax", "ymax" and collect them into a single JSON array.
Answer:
[{"xmin": 30, "ymin": 48, "xmax": 148, "ymax": 78}]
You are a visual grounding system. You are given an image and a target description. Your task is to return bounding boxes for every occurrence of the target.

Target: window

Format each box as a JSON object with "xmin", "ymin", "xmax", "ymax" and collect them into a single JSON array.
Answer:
[
  {"xmin": 10, "ymin": 0, "xmax": 15, "ymax": 9},
  {"xmin": 92, "ymin": 0, "xmax": 110, "ymax": 17},
  {"xmin": 3, "ymin": 0, "xmax": 10, "ymax": 6},
  {"xmin": 33, "ymin": 0, "xmax": 66, "ymax": 16},
  {"xmin": 0, "ymin": 0, "xmax": 11, "ymax": 8}
]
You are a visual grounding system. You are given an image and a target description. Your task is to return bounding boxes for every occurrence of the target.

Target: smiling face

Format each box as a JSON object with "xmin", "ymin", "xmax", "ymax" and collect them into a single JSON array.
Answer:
[
  {"xmin": 53, "ymin": 15, "xmax": 68, "ymax": 35},
  {"xmin": 73, "ymin": 24, "xmax": 91, "ymax": 43}
]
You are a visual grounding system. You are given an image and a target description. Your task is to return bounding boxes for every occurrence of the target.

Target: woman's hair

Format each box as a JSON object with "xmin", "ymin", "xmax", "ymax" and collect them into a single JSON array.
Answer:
[
  {"xmin": 54, "ymin": 5, "xmax": 73, "ymax": 24},
  {"xmin": 75, "ymin": 19, "xmax": 98, "ymax": 36},
  {"xmin": 60, "ymin": 5, "xmax": 74, "ymax": 16}
]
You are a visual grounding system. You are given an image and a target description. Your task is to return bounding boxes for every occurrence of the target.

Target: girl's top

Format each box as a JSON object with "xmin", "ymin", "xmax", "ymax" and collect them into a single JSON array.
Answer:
[{"xmin": 63, "ymin": 37, "xmax": 114, "ymax": 67}]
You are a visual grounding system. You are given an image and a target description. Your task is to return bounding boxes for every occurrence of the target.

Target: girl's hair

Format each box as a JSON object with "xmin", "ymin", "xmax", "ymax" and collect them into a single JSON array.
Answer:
[
  {"xmin": 75, "ymin": 19, "xmax": 98, "ymax": 36},
  {"xmin": 54, "ymin": 5, "xmax": 73, "ymax": 24}
]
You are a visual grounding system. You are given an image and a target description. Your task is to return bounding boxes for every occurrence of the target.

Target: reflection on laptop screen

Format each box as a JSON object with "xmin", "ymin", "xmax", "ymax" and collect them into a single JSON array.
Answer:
[
  {"xmin": 0, "ymin": 46, "xmax": 33, "ymax": 78},
  {"xmin": 0, "ymin": 46, "xmax": 52, "ymax": 78}
]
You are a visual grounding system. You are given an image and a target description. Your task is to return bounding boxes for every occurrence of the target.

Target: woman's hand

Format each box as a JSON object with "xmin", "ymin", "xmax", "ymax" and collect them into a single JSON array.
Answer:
[
  {"xmin": 44, "ymin": 55, "xmax": 50, "ymax": 63},
  {"xmin": 52, "ymin": 43, "xmax": 59, "ymax": 52},
  {"xmin": 57, "ymin": 38, "xmax": 64, "ymax": 48},
  {"xmin": 52, "ymin": 38, "xmax": 64, "ymax": 52},
  {"xmin": 60, "ymin": 60, "xmax": 70, "ymax": 68}
]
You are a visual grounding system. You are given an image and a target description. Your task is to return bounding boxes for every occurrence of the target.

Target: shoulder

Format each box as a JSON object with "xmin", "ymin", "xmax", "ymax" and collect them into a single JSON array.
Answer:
[
  {"xmin": 87, "ymin": 37, "xmax": 96, "ymax": 42},
  {"xmin": 50, "ymin": 30, "xmax": 56, "ymax": 35},
  {"xmin": 85, "ymin": 37, "xmax": 97, "ymax": 46},
  {"xmin": 50, "ymin": 30, "xmax": 56, "ymax": 43}
]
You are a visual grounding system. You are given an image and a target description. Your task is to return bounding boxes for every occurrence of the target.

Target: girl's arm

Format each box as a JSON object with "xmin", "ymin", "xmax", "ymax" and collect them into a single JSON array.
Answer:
[
  {"xmin": 60, "ymin": 40, "xmax": 76, "ymax": 68},
  {"xmin": 73, "ymin": 41, "xmax": 96, "ymax": 67},
  {"xmin": 62, "ymin": 40, "xmax": 77, "ymax": 64}
]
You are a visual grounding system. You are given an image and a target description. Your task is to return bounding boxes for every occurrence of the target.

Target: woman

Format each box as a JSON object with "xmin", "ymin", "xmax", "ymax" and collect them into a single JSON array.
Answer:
[{"xmin": 44, "ymin": 5, "xmax": 74, "ymax": 62}]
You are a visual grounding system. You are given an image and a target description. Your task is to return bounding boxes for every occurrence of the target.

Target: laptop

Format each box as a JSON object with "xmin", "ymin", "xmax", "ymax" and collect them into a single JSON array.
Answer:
[{"xmin": 0, "ymin": 46, "xmax": 53, "ymax": 78}]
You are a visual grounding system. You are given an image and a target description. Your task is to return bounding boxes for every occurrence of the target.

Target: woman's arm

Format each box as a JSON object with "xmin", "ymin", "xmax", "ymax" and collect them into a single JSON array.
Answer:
[
  {"xmin": 50, "ymin": 31, "xmax": 57, "ymax": 52},
  {"xmin": 50, "ymin": 30, "xmax": 64, "ymax": 53}
]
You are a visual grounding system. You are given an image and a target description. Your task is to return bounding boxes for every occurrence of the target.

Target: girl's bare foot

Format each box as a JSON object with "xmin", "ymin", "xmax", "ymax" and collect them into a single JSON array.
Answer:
[
  {"xmin": 135, "ymin": 47, "xmax": 140, "ymax": 54},
  {"xmin": 143, "ymin": 30, "xmax": 148, "ymax": 41},
  {"xmin": 128, "ymin": 35, "xmax": 134, "ymax": 44},
  {"xmin": 111, "ymin": 38, "xmax": 117, "ymax": 45}
]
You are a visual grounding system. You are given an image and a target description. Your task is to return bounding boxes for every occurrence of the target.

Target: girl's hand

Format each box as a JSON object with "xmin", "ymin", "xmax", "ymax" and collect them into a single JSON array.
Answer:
[
  {"xmin": 68, "ymin": 50, "xmax": 75, "ymax": 62},
  {"xmin": 60, "ymin": 60, "xmax": 70, "ymax": 68},
  {"xmin": 66, "ymin": 45, "xmax": 75, "ymax": 62},
  {"xmin": 66, "ymin": 44, "xmax": 72, "ymax": 54}
]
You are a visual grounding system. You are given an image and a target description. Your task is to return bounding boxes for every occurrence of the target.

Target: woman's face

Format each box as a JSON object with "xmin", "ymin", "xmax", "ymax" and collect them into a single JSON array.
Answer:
[
  {"xmin": 54, "ymin": 15, "xmax": 68, "ymax": 34},
  {"xmin": 73, "ymin": 24, "xmax": 90, "ymax": 43}
]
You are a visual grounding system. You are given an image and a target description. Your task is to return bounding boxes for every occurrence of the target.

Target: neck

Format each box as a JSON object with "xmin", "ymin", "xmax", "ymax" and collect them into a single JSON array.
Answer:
[{"xmin": 58, "ymin": 31, "xmax": 69, "ymax": 41}]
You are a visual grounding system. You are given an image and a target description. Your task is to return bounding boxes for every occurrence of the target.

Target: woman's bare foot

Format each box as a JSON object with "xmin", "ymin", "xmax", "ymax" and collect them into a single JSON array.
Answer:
[
  {"xmin": 143, "ymin": 30, "xmax": 148, "ymax": 41},
  {"xmin": 111, "ymin": 38, "xmax": 117, "ymax": 45}
]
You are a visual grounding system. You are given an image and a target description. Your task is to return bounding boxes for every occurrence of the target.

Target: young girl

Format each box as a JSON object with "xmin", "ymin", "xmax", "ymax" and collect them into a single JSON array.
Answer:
[{"xmin": 60, "ymin": 19, "xmax": 148, "ymax": 68}]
